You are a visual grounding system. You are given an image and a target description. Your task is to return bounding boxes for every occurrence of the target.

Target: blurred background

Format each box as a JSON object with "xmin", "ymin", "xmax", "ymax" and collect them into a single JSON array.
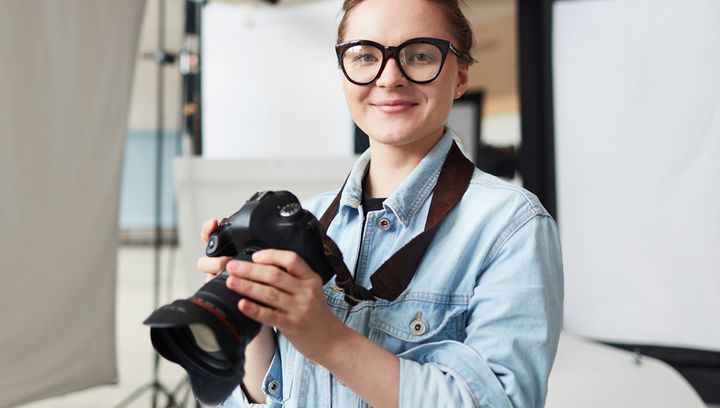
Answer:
[{"xmin": 0, "ymin": 0, "xmax": 718, "ymax": 407}]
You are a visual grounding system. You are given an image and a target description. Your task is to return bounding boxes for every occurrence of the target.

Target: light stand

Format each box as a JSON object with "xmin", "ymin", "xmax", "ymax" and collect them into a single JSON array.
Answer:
[
  {"xmin": 180, "ymin": 0, "xmax": 203, "ymax": 156},
  {"xmin": 115, "ymin": 0, "xmax": 190, "ymax": 406},
  {"xmin": 149, "ymin": 0, "xmax": 175, "ymax": 404}
]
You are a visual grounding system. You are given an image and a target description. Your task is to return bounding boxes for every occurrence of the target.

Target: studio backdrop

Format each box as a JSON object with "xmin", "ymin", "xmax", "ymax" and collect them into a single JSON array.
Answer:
[
  {"xmin": 0, "ymin": 1, "xmax": 145, "ymax": 406},
  {"xmin": 553, "ymin": 0, "xmax": 720, "ymax": 352}
]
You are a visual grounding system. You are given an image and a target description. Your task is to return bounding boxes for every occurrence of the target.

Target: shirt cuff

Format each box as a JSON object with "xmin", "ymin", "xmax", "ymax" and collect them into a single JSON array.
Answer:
[
  {"xmin": 220, "ymin": 342, "xmax": 284, "ymax": 408},
  {"xmin": 398, "ymin": 341, "xmax": 515, "ymax": 408}
]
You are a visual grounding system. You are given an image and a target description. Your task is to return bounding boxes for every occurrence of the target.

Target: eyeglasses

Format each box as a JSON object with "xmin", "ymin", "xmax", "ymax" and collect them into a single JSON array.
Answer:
[{"xmin": 335, "ymin": 37, "xmax": 461, "ymax": 86}]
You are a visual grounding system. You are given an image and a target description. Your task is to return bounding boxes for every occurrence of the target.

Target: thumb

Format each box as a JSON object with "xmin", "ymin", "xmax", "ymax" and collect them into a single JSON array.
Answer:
[{"xmin": 201, "ymin": 218, "xmax": 219, "ymax": 244}]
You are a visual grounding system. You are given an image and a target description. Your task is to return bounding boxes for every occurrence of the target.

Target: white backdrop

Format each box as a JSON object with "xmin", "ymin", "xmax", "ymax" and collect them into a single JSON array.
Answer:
[
  {"xmin": 554, "ymin": 0, "xmax": 720, "ymax": 352},
  {"xmin": 203, "ymin": 1, "xmax": 353, "ymax": 158},
  {"xmin": 0, "ymin": 1, "xmax": 145, "ymax": 406}
]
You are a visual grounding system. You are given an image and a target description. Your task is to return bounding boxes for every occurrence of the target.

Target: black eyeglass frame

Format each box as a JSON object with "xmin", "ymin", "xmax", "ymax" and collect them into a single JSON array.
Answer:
[{"xmin": 335, "ymin": 37, "xmax": 462, "ymax": 86}]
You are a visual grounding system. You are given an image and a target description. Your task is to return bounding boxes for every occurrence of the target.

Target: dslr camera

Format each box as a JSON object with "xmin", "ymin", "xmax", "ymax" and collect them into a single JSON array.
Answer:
[{"xmin": 144, "ymin": 191, "xmax": 339, "ymax": 404}]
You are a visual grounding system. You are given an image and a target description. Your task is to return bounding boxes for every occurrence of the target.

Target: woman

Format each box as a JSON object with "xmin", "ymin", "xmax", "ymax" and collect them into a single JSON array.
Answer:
[{"xmin": 198, "ymin": 0, "xmax": 563, "ymax": 406}]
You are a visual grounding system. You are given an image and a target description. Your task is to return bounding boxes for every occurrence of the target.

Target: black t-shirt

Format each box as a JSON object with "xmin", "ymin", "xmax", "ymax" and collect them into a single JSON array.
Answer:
[{"xmin": 361, "ymin": 194, "xmax": 385, "ymax": 214}]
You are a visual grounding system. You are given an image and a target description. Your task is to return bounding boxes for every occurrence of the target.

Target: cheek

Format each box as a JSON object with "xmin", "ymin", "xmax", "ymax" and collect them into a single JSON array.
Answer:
[
  {"xmin": 436, "ymin": 68, "xmax": 460, "ymax": 99},
  {"xmin": 342, "ymin": 81, "xmax": 369, "ymax": 119},
  {"xmin": 342, "ymin": 81, "xmax": 356, "ymax": 103},
  {"xmin": 425, "ymin": 87, "xmax": 454, "ymax": 117},
  {"xmin": 428, "ymin": 78, "xmax": 458, "ymax": 115}
]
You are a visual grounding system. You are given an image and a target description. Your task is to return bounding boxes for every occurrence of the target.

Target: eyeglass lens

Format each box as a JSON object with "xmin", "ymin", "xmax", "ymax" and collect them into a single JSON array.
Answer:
[{"xmin": 342, "ymin": 42, "xmax": 444, "ymax": 84}]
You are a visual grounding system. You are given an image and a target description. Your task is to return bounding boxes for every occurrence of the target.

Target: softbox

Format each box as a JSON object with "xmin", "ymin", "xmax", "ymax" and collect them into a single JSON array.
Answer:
[{"xmin": 0, "ymin": 1, "xmax": 145, "ymax": 406}]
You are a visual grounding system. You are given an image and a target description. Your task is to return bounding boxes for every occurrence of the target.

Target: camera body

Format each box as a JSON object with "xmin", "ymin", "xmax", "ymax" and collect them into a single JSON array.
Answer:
[
  {"xmin": 144, "ymin": 190, "xmax": 338, "ymax": 404},
  {"xmin": 206, "ymin": 190, "xmax": 335, "ymax": 284}
]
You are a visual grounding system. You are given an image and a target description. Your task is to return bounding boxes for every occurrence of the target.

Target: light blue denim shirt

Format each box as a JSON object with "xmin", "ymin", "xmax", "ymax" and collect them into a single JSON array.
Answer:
[{"xmin": 222, "ymin": 129, "xmax": 564, "ymax": 408}]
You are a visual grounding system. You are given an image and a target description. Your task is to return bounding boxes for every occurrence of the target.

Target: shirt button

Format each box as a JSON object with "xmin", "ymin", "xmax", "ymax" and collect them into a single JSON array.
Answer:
[
  {"xmin": 410, "ymin": 312, "xmax": 426, "ymax": 336},
  {"xmin": 378, "ymin": 217, "xmax": 391, "ymax": 230},
  {"xmin": 267, "ymin": 380, "xmax": 281, "ymax": 395}
]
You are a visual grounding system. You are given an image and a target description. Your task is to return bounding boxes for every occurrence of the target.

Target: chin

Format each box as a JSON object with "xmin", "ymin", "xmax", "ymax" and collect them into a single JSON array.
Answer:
[
  {"xmin": 369, "ymin": 130, "xmax": 440, "ymax": 150},
  {"xmin": 365, "ymin": 127, "xmax": 415, "ymax": 145}
]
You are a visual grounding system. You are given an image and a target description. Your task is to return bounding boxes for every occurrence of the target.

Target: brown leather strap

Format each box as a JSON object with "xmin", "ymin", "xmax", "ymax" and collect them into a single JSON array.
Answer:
[
  {"xmin": 320, "ymin": 142, "xmax": 474, "ymax": 303},
  {"xmin": 319, "ymin": 182, "xmax": 344, "ymax": 233}
]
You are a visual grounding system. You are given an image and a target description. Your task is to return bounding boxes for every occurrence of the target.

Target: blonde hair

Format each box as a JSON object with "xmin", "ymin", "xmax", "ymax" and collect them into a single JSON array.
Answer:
[{"xmin": 337, "ymin": 0, "xmax": 476, "ymax": 65}]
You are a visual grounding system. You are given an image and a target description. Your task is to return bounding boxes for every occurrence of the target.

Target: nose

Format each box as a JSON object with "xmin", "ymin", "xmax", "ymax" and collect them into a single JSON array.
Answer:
[{"xmin": 375, "ymin": 57, "xmax": 408, "ymax": 88}]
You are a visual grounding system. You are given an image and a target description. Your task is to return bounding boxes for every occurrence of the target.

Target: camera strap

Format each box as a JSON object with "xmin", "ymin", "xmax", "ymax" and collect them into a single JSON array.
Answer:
[{"xmin": 319, "ymin": 141, "xmax": 475, "ymax": 304}]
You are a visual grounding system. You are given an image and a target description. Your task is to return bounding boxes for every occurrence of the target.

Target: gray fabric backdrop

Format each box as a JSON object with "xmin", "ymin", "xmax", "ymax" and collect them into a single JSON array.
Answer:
[{"xmin": 0, "ymin": 1, "xmax": 145, "ymax": 406}]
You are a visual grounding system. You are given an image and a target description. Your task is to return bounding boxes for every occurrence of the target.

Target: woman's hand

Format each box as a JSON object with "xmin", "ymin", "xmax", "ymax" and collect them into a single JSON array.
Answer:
[
  {"xmin": 224, "ymin": 249, "xmax": 348, "ymax": 363},
  {"xmin": 196, "ymin": 218, "xmax": 232, "ymax": 281},
  {"xmin": 227, "ymin": 249, "xmax": 400, "ymax": 407}
]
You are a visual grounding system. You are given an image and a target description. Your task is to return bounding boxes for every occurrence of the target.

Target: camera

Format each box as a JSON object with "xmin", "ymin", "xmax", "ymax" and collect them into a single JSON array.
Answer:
[{"xmin": 143, "ymin": 190, "xmax": 339, "ymax": 404}]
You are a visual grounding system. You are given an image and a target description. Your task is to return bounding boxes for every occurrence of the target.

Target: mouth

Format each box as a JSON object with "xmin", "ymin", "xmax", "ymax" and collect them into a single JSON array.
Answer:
[{"xmin": 371, "ymin": 100, "xmax": 418, "ymax": 113}]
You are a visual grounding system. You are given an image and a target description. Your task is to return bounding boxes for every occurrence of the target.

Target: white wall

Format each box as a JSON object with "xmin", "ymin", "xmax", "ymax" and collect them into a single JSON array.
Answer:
[{"xmin": 202, "ymin": 1, "xmax": 352, "ymax": 158}]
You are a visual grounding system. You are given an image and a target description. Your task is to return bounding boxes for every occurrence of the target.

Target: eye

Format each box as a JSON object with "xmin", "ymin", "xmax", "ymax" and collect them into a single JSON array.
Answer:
[
  {"xmin": 411, "ymin": 53, "xmax": 434, "ymax": 63},
  {"xmin": 401, "ymin": 43, "xmax": 441, "ymax": 66},
  {"xmin": 353, "ymin": 53, "xmax": 378, "ymax": 63},
  {"xmin": 343, "ymin": 44, "xmax": 382, "ymax": 67}
]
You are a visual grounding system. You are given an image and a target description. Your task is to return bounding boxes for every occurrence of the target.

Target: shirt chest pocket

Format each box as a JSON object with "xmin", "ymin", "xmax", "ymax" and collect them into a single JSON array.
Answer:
[{"xmin": 368, "ymin": 299, "xmax": 466, "ymax": 355}]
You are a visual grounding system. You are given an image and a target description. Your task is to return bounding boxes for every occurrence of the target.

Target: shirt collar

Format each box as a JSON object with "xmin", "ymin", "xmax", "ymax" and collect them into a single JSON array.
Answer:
[{"xmin": 339, "ymin": 128, "xmax": 456, "ymax": 226}]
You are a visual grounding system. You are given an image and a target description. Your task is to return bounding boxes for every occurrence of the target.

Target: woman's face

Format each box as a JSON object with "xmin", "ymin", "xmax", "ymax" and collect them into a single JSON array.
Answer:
[{"xmin": 340, "ymin": 0, "xmax": 469, "ymax": 151}]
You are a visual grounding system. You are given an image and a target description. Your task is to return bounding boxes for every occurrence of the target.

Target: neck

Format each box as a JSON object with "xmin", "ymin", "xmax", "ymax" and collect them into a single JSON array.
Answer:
[{"xmin": 364, "ymin": 132, "xmax": 444, "ymax": 198}]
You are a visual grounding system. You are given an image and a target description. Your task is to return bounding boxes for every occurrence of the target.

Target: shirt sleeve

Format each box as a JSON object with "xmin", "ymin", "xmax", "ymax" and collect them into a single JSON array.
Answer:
[
  {"xmin": 398, "ymin": 214, "xmax": 564, "ymax": 407},
  {"xmin": 220, "ymin": 343, "xmax": 285, "ymax": 408}
]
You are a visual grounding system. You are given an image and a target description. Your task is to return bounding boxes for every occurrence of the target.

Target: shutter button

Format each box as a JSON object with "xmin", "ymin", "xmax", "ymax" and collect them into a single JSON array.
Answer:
[
  {"xmin": 378, "ymin": 217, "xmax": 391, "ymax": 230},
  {"xmin": 410, "ymin": 312, "xmax": 426, "ymax": 336},
  {"xmin": 267, "ymin": 380, "xmax": 281, "ymax": 395}
]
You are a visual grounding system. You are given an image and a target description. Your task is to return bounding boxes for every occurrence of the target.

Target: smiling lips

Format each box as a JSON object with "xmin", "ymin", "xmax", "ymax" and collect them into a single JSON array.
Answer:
[{"xmin": 372, "ymin": 100, "xmax": 417, "ymax": 113}]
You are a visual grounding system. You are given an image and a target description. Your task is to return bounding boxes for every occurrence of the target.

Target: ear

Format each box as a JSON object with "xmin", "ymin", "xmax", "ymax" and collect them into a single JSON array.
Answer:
[{"xmin": 454, "ymin": 63, "xmax": 470, "ymax": 99}]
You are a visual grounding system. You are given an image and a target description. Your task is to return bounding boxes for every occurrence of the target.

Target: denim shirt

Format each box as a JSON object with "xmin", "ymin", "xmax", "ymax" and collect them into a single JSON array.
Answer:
[{"xmin": 222, "ymin": 129, "xmax": 564, "ymax": 408}]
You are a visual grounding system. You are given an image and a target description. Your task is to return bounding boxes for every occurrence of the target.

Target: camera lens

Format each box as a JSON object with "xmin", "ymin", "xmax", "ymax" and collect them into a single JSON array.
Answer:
[
  {"xmin": 144, "ymin": 276, "xmax": 261, "ymax": 403},
  {"xmin": 170, "ymin": 326, "xmax": 233, "ymax": 371},
  {"xmin": 189, "ymin": 323, "xmax": 221, "ymax": 353}
]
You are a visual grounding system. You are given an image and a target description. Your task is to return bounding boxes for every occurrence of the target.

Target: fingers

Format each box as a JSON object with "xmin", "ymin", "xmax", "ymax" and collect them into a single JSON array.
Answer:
[
  {"xmin": 229, "ymin": 250, "xmax": 337, "ymax": 350},
  {"xmin": 238, "ymin": 298, "xmax": 287, "ymax": 328},
  {"xmin": 225, "ymin": 253, "xmax": 322, "ymax": 317},
  {"xmin": 200, "ymin": 218, "xmax": 219, "ymax": 244},
  {"xmin": 226, "ymin": 259, "xmax": 298, "ymax": 294},
  {"xmin": 227, "ymin": 276, "xmax": 292, "ymax": 313},
  {"xmin": 196, "ymin": 255, "xmax": 232, "ymax": 277},
  {"xmin": 251, "ymin": 249, "xmax": 320, "ymax": 281}
]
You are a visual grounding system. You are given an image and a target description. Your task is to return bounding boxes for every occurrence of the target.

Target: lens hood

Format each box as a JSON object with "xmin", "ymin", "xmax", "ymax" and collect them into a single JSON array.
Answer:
[{"xmin": 144, "ymin": 299, "xmax": 247, "ymax": 405}]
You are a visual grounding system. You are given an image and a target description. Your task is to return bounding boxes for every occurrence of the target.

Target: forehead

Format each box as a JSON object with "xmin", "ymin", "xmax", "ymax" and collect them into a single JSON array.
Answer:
[{"xmin": 342, "ymin": 0, "xmax": 454, "ymax": 44}]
